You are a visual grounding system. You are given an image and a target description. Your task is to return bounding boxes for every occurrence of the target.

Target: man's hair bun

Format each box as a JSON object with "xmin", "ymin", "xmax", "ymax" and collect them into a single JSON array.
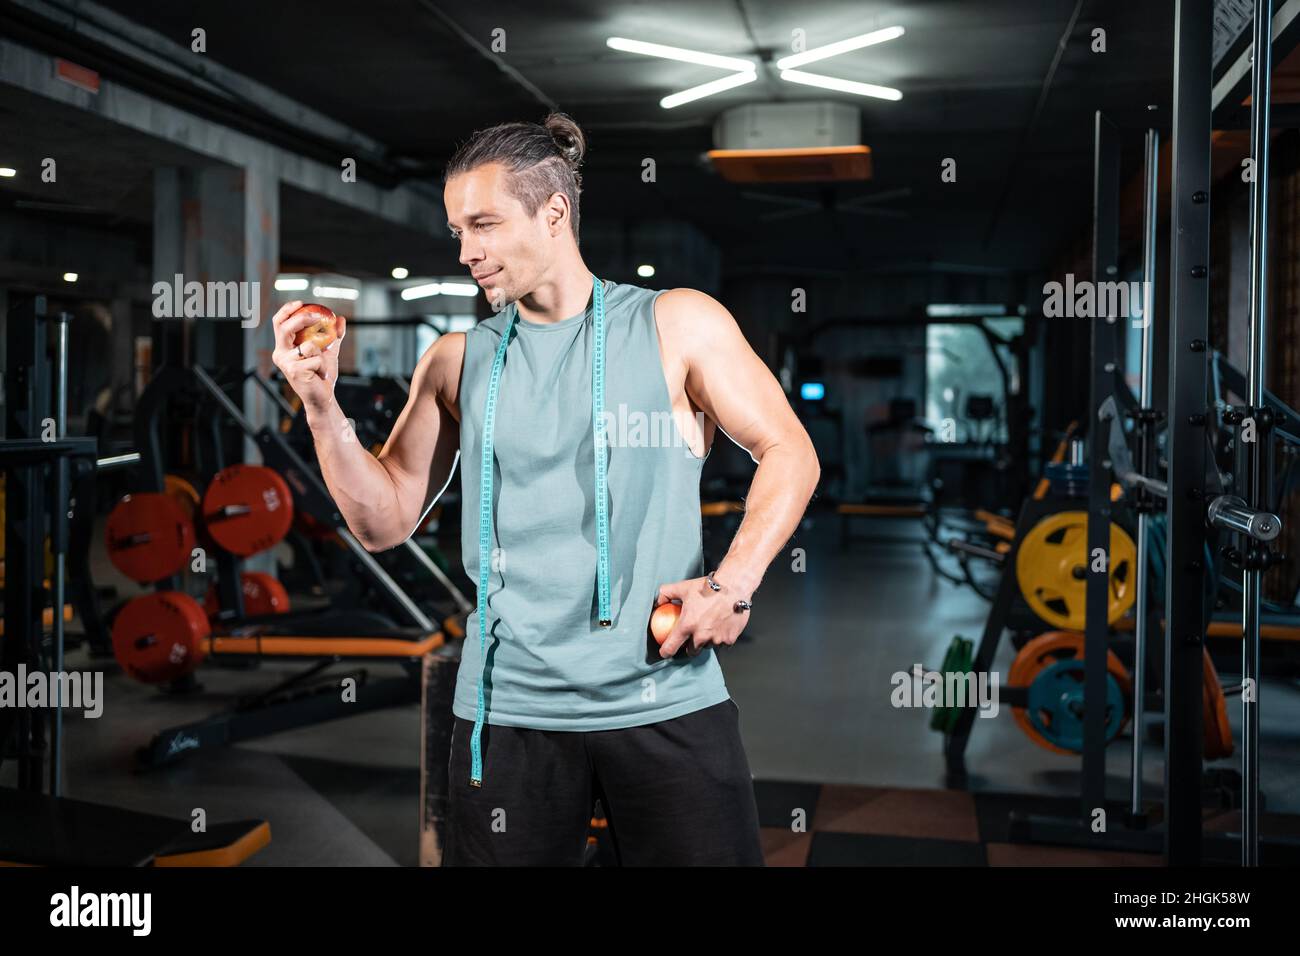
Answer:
[{"xmin": 544, "ymin": 112, "xmax": 586, "ymax": 168}]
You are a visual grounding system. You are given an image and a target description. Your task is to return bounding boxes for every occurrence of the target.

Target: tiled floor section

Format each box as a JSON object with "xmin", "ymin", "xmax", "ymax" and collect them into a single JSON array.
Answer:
[{"xmin": 755, "ymin": 781, "xmax": 1300, "ymax": 866}]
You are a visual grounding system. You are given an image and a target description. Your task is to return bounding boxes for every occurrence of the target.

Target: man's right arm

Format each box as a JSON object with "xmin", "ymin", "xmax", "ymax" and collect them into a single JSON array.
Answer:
[{"xmin": 307, "ymin": 331, "xmax": 465, "ymax": 552}]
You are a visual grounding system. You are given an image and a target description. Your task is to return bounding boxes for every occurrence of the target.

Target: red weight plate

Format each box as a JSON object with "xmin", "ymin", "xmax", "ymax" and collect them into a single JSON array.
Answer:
[
  {"xmin": 111, "ymin": 591, "xmax": 209, "ymax": 684},
  {"xmin": 105, "ymin": 493, "xmax": 196, "ymax": 583},
  {"xmin": 204, "ymin": 571, "xmax": 292, "ymax": 619},
  {"xmin": 201, "ymin": 465, "xmax": 294, "ymax": 557}
]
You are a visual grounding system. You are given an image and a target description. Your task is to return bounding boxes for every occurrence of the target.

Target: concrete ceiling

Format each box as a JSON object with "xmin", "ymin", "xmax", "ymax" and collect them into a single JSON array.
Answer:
[{"xmin": 2, "ymin": 0, "xmax": 1197, "ymax": 281}]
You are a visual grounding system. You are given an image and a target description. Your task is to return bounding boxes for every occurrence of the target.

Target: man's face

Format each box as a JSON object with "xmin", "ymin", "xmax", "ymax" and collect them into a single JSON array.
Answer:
[{"xmin": 445, "ymin": 163, "xmax": 550, "ymax": 310}]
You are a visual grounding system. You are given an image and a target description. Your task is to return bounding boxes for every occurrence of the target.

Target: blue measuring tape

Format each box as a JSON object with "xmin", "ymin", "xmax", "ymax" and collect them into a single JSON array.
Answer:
[{"xmin": 469, "ymin": 274, "xmax": 611, "ymax": 787}]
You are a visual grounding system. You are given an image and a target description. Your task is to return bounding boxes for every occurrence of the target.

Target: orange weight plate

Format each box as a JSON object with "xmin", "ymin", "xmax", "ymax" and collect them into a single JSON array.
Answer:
[
  {"xmin": 1008, "ymin": 630, "xmax": 1131, "ymax": 754},
  {"xmin": 164, "ymin": 474, "xmax": 201, "ymax": 522},
  {"xmin": 204, "ymin": 571, "xmax": 291, "ymax": 619},
  {"xmin": 111, "ymin": 591, "xmax": 209, "ymax": 683},
  {"xmin": 105, "ymin": 493, "xmax": 195, "ymax": 583},
  {"xmin": 201, "ymin": 465, "xmax": 294, "ymax": 557},
  {"xmin": 1203, "ymin": 650, "xmax": 1233, "ymax": 760}
]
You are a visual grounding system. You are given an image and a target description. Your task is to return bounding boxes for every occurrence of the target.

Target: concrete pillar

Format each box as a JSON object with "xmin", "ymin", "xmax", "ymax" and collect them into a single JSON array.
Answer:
[
  {"xmin": 153, "ymin": 163, "xmax": 280, "ymax": 574},
  {"xmin": 242, "ymin": 164, "xmax": 280, "ymax": 469},
  {"xmin": 152, "ymin": 163, "xmax": 279, "ymax": 446}
]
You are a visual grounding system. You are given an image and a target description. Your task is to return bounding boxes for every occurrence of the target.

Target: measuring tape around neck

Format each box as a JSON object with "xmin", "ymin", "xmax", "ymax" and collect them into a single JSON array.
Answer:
[{"xmin": 469, "ymin": 274, "xmax": 611, "ymax": 787}]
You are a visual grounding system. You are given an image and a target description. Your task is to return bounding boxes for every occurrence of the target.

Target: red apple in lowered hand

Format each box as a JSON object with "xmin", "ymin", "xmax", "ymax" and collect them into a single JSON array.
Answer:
[
  {"xmin": 290, "ymin": 303, "xmax": 340, "ymax": 352},
  {"xmin": 649, "ymin": 601, "xmax": 682, "ymax": 646}
]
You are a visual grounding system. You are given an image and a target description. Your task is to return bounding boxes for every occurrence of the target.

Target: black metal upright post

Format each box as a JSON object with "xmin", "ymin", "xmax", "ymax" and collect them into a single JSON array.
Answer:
[
  {"xmin": 1239, "ymin": 0, "xmax": 1273, "ymax": 867},
  {"xmin": 1086, "ymin": 111, "xmax": 1122, "ymax": 820},
  {"xmin": 1130, "ymin": 127, "xmax": 1162, "ymax": 826},
  {"xmin": 1, "ymin": 294, "xmax": 50, "ymax": 791},
  {"xmin": 1166, "ymin": 0, "xmax": 1214, "ymax": 866},
  {"xmin": 49, "ymin": 310, "xmax": 69, "ymax": 797}
]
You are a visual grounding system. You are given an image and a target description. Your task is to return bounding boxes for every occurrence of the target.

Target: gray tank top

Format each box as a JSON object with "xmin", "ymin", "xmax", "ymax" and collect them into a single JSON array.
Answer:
[{"xmin": 452, "ymin": 279, "xmax": 731, "ymax": 730}]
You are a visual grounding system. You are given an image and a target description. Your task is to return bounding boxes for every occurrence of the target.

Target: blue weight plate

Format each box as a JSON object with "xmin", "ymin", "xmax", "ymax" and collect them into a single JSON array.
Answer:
[{"xmin": 1025, "ymin": 659, "xmax": 1125, "ymax": 753}]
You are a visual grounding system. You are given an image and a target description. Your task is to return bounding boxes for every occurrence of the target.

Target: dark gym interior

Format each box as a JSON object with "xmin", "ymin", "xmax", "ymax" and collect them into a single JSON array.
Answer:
[{"xmin": 2, "ymin": 0, "xmax": 1299, "ymax": 905}]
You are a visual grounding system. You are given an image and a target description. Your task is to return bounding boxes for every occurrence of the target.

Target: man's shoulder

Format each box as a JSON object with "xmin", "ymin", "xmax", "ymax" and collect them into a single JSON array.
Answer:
[
  {"xmin": 418, "ymin": 330, "xmax": 467, "ymax": 410},
  {"xmin": 652, "ymin": 286, "xmax": 725, "ymax": 314},
  {"xmin": 650, "ymin": 287, "xmax": 733, "ymax": 341}
]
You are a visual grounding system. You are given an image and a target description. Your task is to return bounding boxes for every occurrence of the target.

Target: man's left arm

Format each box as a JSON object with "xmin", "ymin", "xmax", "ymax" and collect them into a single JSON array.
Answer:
[{"xmin": 654, "ymin": 288, "xmax": 820, "ymax": 658}]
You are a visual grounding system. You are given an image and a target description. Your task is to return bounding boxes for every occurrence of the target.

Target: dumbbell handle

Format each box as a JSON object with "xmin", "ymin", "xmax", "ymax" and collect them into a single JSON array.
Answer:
[
  {"xmin": 207, "ymin": 504, "xmax": 254, "ymax": 523},
  {"xmin": 945, "ymin": 538, "xmax": 1006, "ymax": 564},
  {"xmin": 1207, "ymin": 495, "xmax": 1281, "ymax": 542}
]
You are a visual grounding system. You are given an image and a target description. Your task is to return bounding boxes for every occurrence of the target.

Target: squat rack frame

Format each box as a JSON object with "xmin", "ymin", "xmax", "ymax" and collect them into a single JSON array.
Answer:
[
  {"xmin": 1084, "ymin": 0, "xmax": 1280, "ymax": 865},
  {"xmin": 1165, "ymin": 0, "xmax": 1284, "ymax": 867},
  {"xmin": 1007, "ymin": 0, "xmax": 1288, "ymax": 866}
]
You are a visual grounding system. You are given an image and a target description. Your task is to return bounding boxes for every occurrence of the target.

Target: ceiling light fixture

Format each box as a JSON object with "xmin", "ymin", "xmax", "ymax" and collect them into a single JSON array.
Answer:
[
  {"xmin": 401, "ymin": 283, "xmax": 440, "ymax": 301},
  {"xmin": 400, "ymin": 281, "xmax": 479, "ymax": 301},
  {"xmin": 662, "ymin": 70, "xmax": 758, "ymax": 109},
  {"xmin": 608, "ymin": 37, "xmax": 757, "ymax": 109},
  {"xmin": 607, "ymin": 37, "xmax": 754, "ymax": 72},
  {"xmin": 925, "ymin": 304, "xmax": 1007, "ymax": 318},
  {"xmin": 779, "ymin": 70, "xmax": 902, "ymax": 101},
  {"xmin": 612, "ymin": 28, "xmax": 904, "ymax": 107},
  {"xmin": 312, "ymin": 285, "xmax": 359, "ymax": 301},
  {"xmin": 775, "ymin": 27, "xmax": 904, "ymax": 70}
]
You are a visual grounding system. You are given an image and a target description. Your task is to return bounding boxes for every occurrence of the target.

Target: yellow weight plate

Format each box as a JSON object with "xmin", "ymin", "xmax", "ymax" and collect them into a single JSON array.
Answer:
[{"xmin": 1016, "ymin": 511, "xmax": 1136, "ymax": 630}]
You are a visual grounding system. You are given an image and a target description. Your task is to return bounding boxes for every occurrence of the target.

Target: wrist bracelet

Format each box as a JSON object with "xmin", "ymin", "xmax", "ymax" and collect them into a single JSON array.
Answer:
[{"xmin": 707, "ymin": 571, "xmax": 753, "ymax": 613}]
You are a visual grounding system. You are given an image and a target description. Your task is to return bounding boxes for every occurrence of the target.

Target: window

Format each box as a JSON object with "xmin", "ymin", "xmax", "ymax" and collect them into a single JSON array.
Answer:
[{"xmin": 925, "ymin": 320, "xmax": 1021, "ymax": 443}]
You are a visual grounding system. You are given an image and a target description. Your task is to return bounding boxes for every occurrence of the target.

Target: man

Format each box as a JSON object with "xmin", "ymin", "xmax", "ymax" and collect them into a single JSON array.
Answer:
[{"xmin": 272, "ymin": 112, "xmax": 820, "ymax": 866}]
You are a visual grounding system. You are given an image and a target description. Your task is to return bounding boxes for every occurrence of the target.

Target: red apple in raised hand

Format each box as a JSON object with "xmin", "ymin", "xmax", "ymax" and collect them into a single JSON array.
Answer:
[{"xmin": 291, "ymin": 303, "xmax": 339, "ymax": 352}]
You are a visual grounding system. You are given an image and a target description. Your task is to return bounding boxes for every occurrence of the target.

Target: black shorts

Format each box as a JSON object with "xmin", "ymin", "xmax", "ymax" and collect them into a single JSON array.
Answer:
[{"xmin": 444, "ymin": 698, "xmax": 764, "ymax": 866}]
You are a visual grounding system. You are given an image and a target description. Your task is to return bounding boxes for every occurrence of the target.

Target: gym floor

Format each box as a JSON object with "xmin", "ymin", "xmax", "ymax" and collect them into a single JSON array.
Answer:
[{"xmin": 21, "ymin": 512, "xmax": 1299, "ymax": 866}]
